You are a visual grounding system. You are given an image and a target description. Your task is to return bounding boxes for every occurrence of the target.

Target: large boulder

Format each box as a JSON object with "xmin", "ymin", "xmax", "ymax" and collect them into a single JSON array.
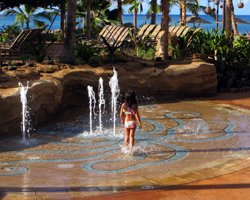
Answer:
[
  {"xmin": 0, "ymin": 80, "xmax": 63, "ymax": 137},
  {"xmin": 118, "ymin": 61, "xmax": 217, "ymax": 99}
]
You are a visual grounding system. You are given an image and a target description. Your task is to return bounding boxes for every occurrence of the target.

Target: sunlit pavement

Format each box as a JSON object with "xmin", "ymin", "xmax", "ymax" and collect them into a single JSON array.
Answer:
[{"xmin": 1, "ymin": 92, "xmax": 250, "ymax": 200}]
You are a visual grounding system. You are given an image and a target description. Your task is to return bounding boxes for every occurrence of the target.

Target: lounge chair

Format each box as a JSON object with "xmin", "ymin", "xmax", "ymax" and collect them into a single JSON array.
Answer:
[
  {"xmin": 154, "ymin": 26, "xmax": 203, "ymax": 59},
  {"xmin": 136, "ymin": 24, "xmax": 150, "ymax": 39},
  {"xmin": 97, "ymin": 25, "xmax": 130, "ymax": 55},
  {"xmin": 149, "ymin": 24, "xmax": 161, "ymax": 41},
  {"xmin": 175, "ymin": 26, "xmax": 190, "ymax": 37},
  {"xmin": 99, "ymin": 26, "xmax": 118, "ymax": 43},
  {"xmin": 0, "ymin": 27, "xmax": 46, "ymax": 64},
  {"xmin": 141, "ymin": 24, "xmax": 157, "ymax": 40},
  {"xmin": 140, "ymin": 25, "xmax": 192, "ymax": 44},
  {"xmin": 0, "ymin": 29, "xmax": 32, "ymax": 58}
]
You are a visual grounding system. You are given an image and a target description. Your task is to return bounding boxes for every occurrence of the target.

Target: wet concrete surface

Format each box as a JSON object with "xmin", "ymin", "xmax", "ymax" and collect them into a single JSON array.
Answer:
[{"xmin": 1, "ymin": 92, "xmax": 250, "ymax": 200}]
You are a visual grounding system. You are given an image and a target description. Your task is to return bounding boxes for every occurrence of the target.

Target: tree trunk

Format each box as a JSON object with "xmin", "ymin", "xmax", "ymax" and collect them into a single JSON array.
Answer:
[
  {"xmin": 26, "ymin": 18, "xmax": 30, "ymax": 29},
  {"xmin": 160, "ymin": 0, "xmax": 170, "ymax": 60},
  {"xmin": 60, "ymin": 1, "xmax": 66, "ymax": 39},
  {"xmin": 117, "ymin": 0, "xmax": 123, "ymax": 25},
  {"xmin": 224, "ymin": 0, "xmax": 232, "ymax": 37},
  {"xmin": 60, "ymin": 0, "xmax": 76, "ymax": 64},
  {"xmin": 230, "ymin": 0, "xmax": 238, "ymax": 35},
  {"xmin": 151, "ymin": 0, "xmax": 157, "ymax": 24},
  {"xmin": 134, "ymin": 7, "xmax": 138, "ymax": 32},
  {"xmin": 180, "ymin": 0, "xmax": 186, "ymax": 25},
  {"xmin": 86, "ymin": 0, "xmax": 91, "ymax": 39},
  {"xmin": 179, "ymin": 0, "xmax": 182, "ymax": 24}
]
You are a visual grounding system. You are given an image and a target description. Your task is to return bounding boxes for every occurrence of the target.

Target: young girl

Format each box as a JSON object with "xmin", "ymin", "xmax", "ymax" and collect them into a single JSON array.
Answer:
[{"xmin": 120, "ymin": 90, "xmax": 142, "ymax": 148}]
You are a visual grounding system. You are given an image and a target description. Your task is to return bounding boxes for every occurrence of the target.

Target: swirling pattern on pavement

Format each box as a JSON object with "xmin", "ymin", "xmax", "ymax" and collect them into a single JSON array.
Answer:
[{"xmin": 0, "ymin": 111, "xmax": 236, "ymax": 176}]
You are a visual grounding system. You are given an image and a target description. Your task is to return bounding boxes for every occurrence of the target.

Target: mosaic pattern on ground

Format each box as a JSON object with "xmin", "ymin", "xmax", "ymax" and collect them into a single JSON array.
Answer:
[{"xmin": 0, "ymin": 101, "xmax": 250, "ymax": 189}]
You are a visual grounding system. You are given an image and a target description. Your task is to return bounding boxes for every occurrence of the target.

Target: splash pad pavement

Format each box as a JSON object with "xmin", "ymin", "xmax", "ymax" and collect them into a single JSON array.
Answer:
[{"xmin": 0, "ymin": 99, "xmax": 250, "ymax": 200}]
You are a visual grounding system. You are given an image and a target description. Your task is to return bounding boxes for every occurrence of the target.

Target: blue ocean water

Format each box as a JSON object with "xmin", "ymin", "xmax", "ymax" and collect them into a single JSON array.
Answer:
[
  {"xmin": 0, "ymin": 14, "xmax": 250, "ymax": 34},
  {"xmin": 123, "ymin": 14, "xmax": 250, "ymax": 34}
]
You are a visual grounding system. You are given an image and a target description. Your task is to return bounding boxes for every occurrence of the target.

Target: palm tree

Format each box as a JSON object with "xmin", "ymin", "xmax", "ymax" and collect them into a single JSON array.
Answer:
[
  {"xmin": 3, "ymin": 4, "xmax": 53, "ymax": 29},
  {"xmin": 124, "ymin": 0, "xmax": 144, "ymax": 31},
  {"xmin": 109, "ymin": 0, "xmax": 123, "ymax": 25},
  {"xmin": 117, "ymin": 0, "xmax": 123, "ymax": 25},
  {"xmin": 147, "ymin": 0, "xmax": 201, "ymax": 26},
  {"xmin": 60, "ymin": 1, "xmax": 66, "ymax": 39},
  {"xmin": 230, "ymin": 0, "xmax": 238, "ymax": 35},
  {"xmin": 77, "ymin": 0, "xmax": 115, "ymax": 38},
  {"xmin": 180, "ymin": 0, "xmax": 187, "ymax": 25},
  {"xmin": 224, "ymin": 0, "xmax": 232, "ymax": 37},
  {"xmin": 61, "ymin": 0, "xmax": 76, "ymax": 64},
  {"xmin": 170, "ymin": 0, "xmax": 203, "ymax": 24},
  {"xmin": 86, "ymin": 0, "xmax": 91, "ymax": 38},
  {"xmin": 160, "ymin": 0, "xmax": 170, "ymax": 60},
  {"xmin": 150, "ymin": 0, "xmax": 157, "ymax": 24}
]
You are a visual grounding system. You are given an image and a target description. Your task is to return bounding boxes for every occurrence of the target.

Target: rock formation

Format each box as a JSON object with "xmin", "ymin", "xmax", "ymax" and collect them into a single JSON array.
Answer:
[{"xmin": 0, "ymin": 61, "xmax": 217, "ymax": 137}]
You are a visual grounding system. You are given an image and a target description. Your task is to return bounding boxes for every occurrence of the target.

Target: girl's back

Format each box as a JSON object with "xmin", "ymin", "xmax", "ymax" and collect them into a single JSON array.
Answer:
[{"xmin": 122, "ymin": 103, "xmax": 137, "ymax": 121}]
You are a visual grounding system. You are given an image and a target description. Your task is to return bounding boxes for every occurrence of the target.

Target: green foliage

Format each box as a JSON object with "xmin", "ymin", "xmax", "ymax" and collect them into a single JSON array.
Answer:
[
  {"xmin": 128, "ymin": 29, "xmax": 156, "ymax": 60},
  {"xmin": 1, "ymin": 0, "xmax": 62, "ymax": 10},
  {"xmin": 75, "ymin": 41, "xmax": 102, "ymax": 63},
  {"xmin": 136, "ymin": 45, "xmax": 155, "ymax": 60},
  {"xmin": 22, "ymin": 35, "xmax": 49, "ymax": 62},
  {"xmin": 76, "ymin": 0, "xmax": 118, "ymax": 37},
  {"xmin": 45, "ymin": 31, "xmax": 63, "ymax": 42},
  {"xmin": 172, "ymin": 44, "xmax": 182, "ymax": 60},
  {"xmin": 0, "ymin": 24, "xmax": 21, "ymax": 42},
  {"xmin": 171, "ymin": 28, "xmax": 201, "ymax": 60},
  {"xmin": 189, "ymin": 30, "xmax": 213, "ymax": 55},
  {"xmin": 190, "ymin": 29, "xmax": 250, "ymax": 90},
  {"xmin": 3, "ymin": 4, "xmax": 54, "ymax": 29}
]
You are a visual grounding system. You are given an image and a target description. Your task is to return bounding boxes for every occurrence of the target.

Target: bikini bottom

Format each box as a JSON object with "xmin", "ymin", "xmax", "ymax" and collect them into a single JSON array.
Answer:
[{"xmin": 124, "ymin": 121, "xmax": 136, "ymax": 129}]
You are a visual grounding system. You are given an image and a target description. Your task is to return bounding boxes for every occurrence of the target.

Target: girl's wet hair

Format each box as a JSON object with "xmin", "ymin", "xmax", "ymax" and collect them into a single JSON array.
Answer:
[{"xmin": 125, "ymin": 90, "xmax": 137, "ymax": 108}]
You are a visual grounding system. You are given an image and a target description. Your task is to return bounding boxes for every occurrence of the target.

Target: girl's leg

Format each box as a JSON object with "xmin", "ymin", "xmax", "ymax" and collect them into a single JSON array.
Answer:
[
  {"xmin": 129, "ymin": 128, "xmax": 136, "ymax": 147},
  {"xmin": 124, "ymin": 128, "xmax": 130, "ymax": 146}
]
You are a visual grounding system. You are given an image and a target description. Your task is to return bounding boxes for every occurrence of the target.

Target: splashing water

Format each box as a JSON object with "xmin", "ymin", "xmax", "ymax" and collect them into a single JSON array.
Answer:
[
  {"xmin": 183, "ymin": 118, "xmax": 210, "ymax": 135},
  {"xmin": 98, "ymin": 77, "xmax": 105, "ymax": 132},
  {"xmin": 109, "ymin": 68, "xmax": 120, "ymax": 135},
  {"xmin": 87, "ymin": 86, "xmax": 96, "ymax": 134},
  {"xmin": 19, "ymin": 81, "xmax": 30, "ymax": 142}
]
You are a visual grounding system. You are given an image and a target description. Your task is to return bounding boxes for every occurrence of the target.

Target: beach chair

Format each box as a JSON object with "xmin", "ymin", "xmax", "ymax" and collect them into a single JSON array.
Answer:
[
  {"xmin": 170, "ymin": 26, "xmax": 182, "ymax": 36},
  {"xmin": 179, "ymin": 26, "xmax": 191, "ymax": 37},
  {"xmin": 175, "ymin": 26, "xmax": 189, "ymax": 37},
  {"xmin": 154, "ymin": 26, "xmax": 187, "ymax": 43},
  {"xmin": 99, "ymin": 26, "xmax": 119, "ymax": 43},
  {"xmin": 0, "ymin": 29, "xmax": 32, "ymax": 58},
  {"xmin": 98, "ymin": 25, "xmax": 130, "ymax": 55},
  {"xmin": 149, "ymin": 24, "xmax": 161, "ymax": 42},
  {"xmin": 136, "ymin": 24, "xmax": 150, "ymax": 39},
  {"xmin": 0, "ymin": 27, "xmax": 46, "ymax": 64},
  {"xmin": 98, "ymin": 25, "xmax": 111, "ymax": 39},
  {"xmin": 169, "ymin": 26, "xmax": 175, "ymax": 33},
  {"xmin": 141, "ymin": 24, "xmax": 157, "ymax": 40}
]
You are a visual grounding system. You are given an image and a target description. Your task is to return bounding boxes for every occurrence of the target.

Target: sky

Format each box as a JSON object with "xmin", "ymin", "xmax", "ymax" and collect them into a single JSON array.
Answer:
[{"xmin": 113, "ymin": 0, "xmax": 250, "ymax": 15}]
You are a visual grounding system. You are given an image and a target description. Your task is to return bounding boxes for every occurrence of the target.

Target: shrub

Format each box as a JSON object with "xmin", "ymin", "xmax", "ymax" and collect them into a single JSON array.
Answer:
[
  {"xmin": 0, "ymin": 24, "xmax": 21, "ymax": 42},
  {"xmin": 75, "ymin": 41, "xmax": 102, "ymax": 63},
  {"xmin": 190, "ymin": 30, "xmax": 250, "ymax": 90}
]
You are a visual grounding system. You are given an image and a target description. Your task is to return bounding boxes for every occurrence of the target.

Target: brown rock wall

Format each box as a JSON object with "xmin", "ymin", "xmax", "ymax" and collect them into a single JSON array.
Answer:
[{"xmin": 0, "ymin": 61, "xmax": 217, "ymax": 137}]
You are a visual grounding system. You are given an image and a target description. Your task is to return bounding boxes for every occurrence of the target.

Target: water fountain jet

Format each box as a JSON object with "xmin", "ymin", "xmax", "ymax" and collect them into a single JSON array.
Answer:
[
  {"xmin": 109, "ymin": 68, "xmax": 120, "ymax": 135},
  {"xmin": 98, "ymin": 77, "xmax": 105, "ymax": 132},
  {"xmin": 87, "ymin": 86, "xmax": 96, "ymax": 134},
  {"xmin": 19, "ymin": 81, "xmax": 31, "ymax": 142}
]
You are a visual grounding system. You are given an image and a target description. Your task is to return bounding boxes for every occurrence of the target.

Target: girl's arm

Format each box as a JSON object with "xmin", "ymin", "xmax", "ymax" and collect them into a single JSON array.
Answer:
[
  {"xmin": 135, "ymin": 106, "xmax": 142, "ymax": 128},
  {"xmin": 120, "ymin": 103, "xmax": 125, "ymax": 124}
]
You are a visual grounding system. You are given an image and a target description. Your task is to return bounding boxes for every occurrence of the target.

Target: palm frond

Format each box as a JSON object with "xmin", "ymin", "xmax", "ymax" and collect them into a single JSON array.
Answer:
[
  {"xmin": 33, "ymin": 19, "xmax": 46, "ymax": 28},
  {"xmin": 34, "ymin": 11, "xmax": 53, "ymax": 22}
]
